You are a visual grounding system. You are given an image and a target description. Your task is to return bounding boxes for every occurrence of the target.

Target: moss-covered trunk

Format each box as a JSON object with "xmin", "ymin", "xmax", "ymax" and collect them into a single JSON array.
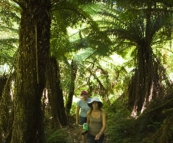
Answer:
[
  {"xmin": 0, "ymin": 75, "xmax": 13, "ymax": 143},
  {"xmin": 11, "ymin": 1, "xmax": 51, "ymax": 143},
  {"xmin": 0, "ymin": 75, "xmax": 7, "ymax": 98},
  {"xmin": 65, "ymin": 60, "xmax": 77, "ymax": 114},
  {"xmin": 56, "ymin": 60, "xmax": 67, "ymax": 126}
]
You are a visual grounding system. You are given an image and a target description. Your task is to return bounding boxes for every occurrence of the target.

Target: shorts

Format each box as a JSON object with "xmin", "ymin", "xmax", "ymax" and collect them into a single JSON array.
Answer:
[
  {"xmin": 79, "ymin": 116, "xmax": 87, "ymax": 126},
  {"xmin": 86, "ymin": 132, "xmax": 104, "ymax": 143}
]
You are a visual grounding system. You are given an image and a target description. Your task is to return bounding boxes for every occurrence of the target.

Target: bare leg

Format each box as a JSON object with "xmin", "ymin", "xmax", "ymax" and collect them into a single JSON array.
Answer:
[{"xmin": 82, "ymin": 134, "xmax": 86, "ymax": 143}]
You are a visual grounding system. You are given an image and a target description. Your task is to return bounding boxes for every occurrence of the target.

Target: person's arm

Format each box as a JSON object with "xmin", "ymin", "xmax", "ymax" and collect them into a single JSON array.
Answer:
[
  {"xmin": 95, "ymin": 110, "xmax": 106, "ymax": 140},
  {"xmin": 76, "ymin": 106, "xmax": 80, "ymax": 125},
  {"xmin": 86, "ymin": 110, "xmax": 90, "ymax": 125}
]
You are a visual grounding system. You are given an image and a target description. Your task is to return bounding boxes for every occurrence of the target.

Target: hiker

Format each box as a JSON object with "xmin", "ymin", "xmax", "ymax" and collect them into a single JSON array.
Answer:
[
  {"xmin": 76, "ymin": 90, "xmax": 90, "ymax": 143},
  {"xmin": 86, "ymin": 97, "xmax": 106, "ymax": 143}
]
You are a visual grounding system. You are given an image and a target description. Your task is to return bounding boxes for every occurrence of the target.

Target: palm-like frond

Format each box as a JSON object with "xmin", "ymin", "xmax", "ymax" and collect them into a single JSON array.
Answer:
[
  {"xmin": 94, "ymin": 3, "xmax": 173, "ymax": 53},
  {"xmin": 50, "ymin": 2, "xmax": 112, "ymax": 58},
  {"xmin": 0, "ymin": 0, "xmax": 19, "ymax": 68}
]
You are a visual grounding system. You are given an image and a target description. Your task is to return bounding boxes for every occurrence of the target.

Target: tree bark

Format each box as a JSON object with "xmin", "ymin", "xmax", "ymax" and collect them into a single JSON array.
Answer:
[
  {"xmin": 48, "ymin": 57, "xmax": 67, "ymax": 128},
  {"xmin": 0, "ymin": 75, "xmax": 7, "ymax": 98},
  {"xmin": 0, "ymin": 75, "xmax": 13, "ymax": 143},
  {"xmin": 65, "ymin": 60, "xmax": 77, "ymax": 114},
  {"xmin": 128, "ymin": 42, "xmax": 167, "ymax": 115},
  {"xmin": 11, "ymin": 1, "xmax": 51, "ymax": 143}
]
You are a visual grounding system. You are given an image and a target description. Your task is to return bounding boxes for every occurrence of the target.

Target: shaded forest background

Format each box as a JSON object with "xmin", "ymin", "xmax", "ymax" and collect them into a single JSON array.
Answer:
[{"xmin": 0, "ymin": 0, "xmax": 173, "ymax": 143}]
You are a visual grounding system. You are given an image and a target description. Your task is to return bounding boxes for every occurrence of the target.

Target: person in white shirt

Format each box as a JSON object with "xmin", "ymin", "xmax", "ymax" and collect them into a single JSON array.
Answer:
[{"xmin": 76, "ymin": 90, "xmax": 90, "ymax": 143}]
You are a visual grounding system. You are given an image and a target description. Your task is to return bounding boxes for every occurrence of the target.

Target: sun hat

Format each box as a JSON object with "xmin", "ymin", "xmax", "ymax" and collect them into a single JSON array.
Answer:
[
  {"xmin": 87, "ymin": 97, "xmax": 103, "ymax": 108},
  {"xmin": 81, "ymin": 90, "xmax": 88, "ymax": 95}
]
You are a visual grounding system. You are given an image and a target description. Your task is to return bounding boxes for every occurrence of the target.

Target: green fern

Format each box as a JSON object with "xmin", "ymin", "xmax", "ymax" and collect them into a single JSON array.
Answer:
[{"xmin": 46, "ymin": 129, "xmax": 67, "ymax": 143}]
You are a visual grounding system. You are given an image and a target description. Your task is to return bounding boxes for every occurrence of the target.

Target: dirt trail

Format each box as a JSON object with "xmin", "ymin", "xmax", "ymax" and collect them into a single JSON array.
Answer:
[
  {"xmin": 65, "ymin": 116, "xmax": 108, "ymax": 143},
  {"xmin": 65, "ymin": 125, "xmax": 107, "ymax": 143}
]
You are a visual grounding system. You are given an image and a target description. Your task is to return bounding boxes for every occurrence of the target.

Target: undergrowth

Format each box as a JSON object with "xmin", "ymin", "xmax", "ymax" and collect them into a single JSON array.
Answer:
[
  {"xmin": 46, "ymin": 128, "xmax": 67, "ymax": 143},
  {"xmin": 105, "ymin": 93, "xmax": 173, "ymax": 143},
  {"xmin": 105, "ymin": 100, "xmax": 138, "ymax": 143}
]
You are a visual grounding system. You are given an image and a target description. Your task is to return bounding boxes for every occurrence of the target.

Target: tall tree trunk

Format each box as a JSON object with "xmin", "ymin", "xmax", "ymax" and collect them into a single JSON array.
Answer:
[
  {"xmin": 65, "ymin": 60, "xmax": 77, "ymax": 114},
  {"xmin": 0, "ymin": 75, "xmax": 13, "ymax": 143},
  {"xmin": 128, "ymin": 43, "xmax": 155, "ymax": 113},
  {"xmin": 11, "ymin": 1, "xmax": 51, "ymax": 143},
  {"xmin": 48, "ymin": 57, "xmax": 67, "ymax": 128},
  {"xmin": 56, "ymin": 60, "xmax": 67, "ymax": 126},
  {"xmin": 0, "ymin": 75, "xmax": 7, "ymax": 98},
  {"xmin": 128, "ymin": 42, "xmax": 167, "ymax": 115}
]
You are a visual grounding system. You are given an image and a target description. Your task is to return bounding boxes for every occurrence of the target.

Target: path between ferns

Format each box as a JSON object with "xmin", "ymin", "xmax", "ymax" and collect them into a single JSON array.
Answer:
[{"xmin": 65, "ymin": 115, "xmax": 108, "ymax": 143}]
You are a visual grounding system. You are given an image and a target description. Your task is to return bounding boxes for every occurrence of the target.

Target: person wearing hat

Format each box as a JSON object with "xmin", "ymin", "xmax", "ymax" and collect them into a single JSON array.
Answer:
[
  {"xmin": 86, "ymin": 97, "xmax": 106, "ymax": 143},
  {"xmin": 76, "ymin": 90, "xmax": 91, "ymax": 143}
]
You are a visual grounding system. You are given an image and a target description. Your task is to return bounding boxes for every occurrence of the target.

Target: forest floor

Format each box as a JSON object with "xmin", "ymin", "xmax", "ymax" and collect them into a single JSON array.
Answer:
[{"xmin": 65, "ymin": 115, "xmax": 108, "ymax": 143}]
